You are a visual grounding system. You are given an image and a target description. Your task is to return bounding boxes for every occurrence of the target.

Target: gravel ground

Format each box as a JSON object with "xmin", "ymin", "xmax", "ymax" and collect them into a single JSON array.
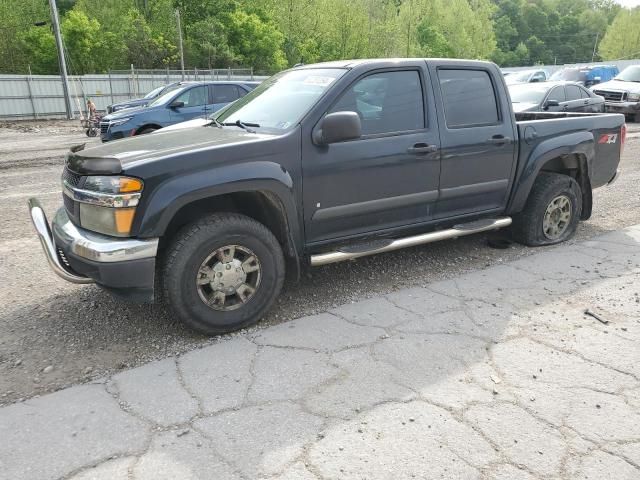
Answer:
[{"xmin": 1, "ymin": 120, "xmax": 639, "ymax": 405}]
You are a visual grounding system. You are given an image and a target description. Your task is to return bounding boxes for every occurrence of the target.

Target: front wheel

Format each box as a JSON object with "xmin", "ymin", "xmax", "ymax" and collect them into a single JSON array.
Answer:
[
  {"xmin": 512, "ymin": 172, "xmax": 582, "ymax": 246},
  {"xmin": 162, "ymin": 213, "xmax": 285, "ymax": 335}
]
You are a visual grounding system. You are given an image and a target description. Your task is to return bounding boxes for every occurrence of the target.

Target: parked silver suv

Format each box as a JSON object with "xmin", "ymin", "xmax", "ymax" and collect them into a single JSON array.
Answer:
[{"xmin": 592, "ymin": 65, "xmax": 640, "ymax": 122}]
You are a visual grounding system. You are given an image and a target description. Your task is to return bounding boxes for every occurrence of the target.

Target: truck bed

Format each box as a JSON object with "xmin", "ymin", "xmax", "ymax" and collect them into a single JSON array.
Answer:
[{"xmin": 514, "ymin": 112, "xmax": 625, "ymax": 189}]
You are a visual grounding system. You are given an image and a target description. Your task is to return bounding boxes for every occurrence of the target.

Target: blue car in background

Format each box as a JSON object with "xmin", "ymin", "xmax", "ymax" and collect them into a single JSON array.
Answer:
[
  {"xmin": 100, "ymin": 81, "xmax": 260, "ymax": 142},
  {"xmin": 106, "ymin": 82, "xmax": 182, "ymax": 113},
  {"xmin": 550, "ymin": 65, "xmax": 619, "ymax": 87}
]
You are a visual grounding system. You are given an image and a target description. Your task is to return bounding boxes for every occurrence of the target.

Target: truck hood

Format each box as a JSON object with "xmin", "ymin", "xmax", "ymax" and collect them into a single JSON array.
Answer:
[
  {"xmin": 593, "ymin": 79, "xmax": 640, "ymax": 94},
  {"xmin": 66, "ymin": 126, "xmax": 274, "ymax": 175}
]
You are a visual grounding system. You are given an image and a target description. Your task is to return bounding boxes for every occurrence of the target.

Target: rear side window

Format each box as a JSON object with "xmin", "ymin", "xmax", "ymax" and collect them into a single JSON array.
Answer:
[
  {"xmin": 329, "ymin": 70, "xmax": 425, "ymax": 135},
  {"xmin": 213, "ymin": 85, "xmax": 240, "ymax": 104},
  {"xmin": 438, "ymin": 69, "xmax": 499, "ymax": 128},
  {"xmin": 565, "ymin": 85, "xmax": 582, "ymax": 101}
]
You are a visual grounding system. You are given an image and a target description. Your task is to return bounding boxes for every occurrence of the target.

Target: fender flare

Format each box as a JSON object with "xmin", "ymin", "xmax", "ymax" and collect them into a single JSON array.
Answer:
[
  {"xmin": 134, "ymin": 161, "xmax": 302, "ymax": 254},
  {"xmin": 508, "ymin": 131, "xmax": 594, "ymax": 215}
]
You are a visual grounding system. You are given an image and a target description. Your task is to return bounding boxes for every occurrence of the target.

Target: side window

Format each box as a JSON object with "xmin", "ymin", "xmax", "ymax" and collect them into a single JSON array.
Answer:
[
  {"xmin": 329, "ymin": 70, "xmax": 425, "ymax": 135},
  {"xmin": 580, "ymin": 87, "xmax": 591, "ymax": 99},
  {"xmin": 214, "ymin": 85, "xmax": 240, "ymax": 104},
  {"xmin": 238, "ymin": 87, "xmax": 248, "ymax": 98},
  {"xmin": 565, "ymin": 85, "xmax": 582, "ymax": 101},
  {"xmin": 438, "ymin": 69, "xmax": 499, "ymax": 128},
  {"xmin": 175, "ymin": 86, "xmax": 207, "ymax": 107},
  {"xmin": 549, "ymin": 86, "xmax": 566, "ymax": 102}
]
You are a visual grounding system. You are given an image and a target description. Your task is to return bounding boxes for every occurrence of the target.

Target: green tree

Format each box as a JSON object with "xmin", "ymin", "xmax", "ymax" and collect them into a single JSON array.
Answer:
[
  {"xmin": 226, "ymin": 9, "xmax": 286, "ymax": 71},
  {"xmin": 599, "ymin": 7, "xmax": 640, "ymax": 60}
]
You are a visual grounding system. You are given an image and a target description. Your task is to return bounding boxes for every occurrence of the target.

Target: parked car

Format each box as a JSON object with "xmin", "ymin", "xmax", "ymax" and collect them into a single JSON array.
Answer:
[
  {"xmin": 504, "ymin": 69, "xmax": 548, "ymax": 85},
  {"xmin": 549, "ymin": 65, "xmax": 619, "ymax": 87},
  {"xmin": 107, "ymin": 82, "xmax": 181, "ymax": 114},
  {"xmin": 592, "ymin": 65, "xmax": 640, "ymax": 122},
  {"xmin": 509, "ymin": 81, "xmax": 605, "ymax": 113},
  {"xmin": 29, "ymin": 59, "xmax": 625, "ymax": 334},
  {"xmin": 99, "ymin": 81, "xmax": 258, "ymax": 141}
]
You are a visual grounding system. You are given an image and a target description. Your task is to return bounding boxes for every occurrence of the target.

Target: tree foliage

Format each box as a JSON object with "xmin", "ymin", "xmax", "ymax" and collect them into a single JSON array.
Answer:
[
  {"xmin": 599, "ymin": 7, "xmax": 640, "ymax": 60},
  {"xmin": 0, "ymin": 0, "xmax": 635, "ymax": 75}
]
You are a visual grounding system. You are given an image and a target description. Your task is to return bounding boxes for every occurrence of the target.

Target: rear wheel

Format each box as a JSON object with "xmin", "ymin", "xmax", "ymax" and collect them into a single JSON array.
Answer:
[
  {"xmin": 512, "ymin": 172, "xmax": 582, "ymax": 246},
  {"xmin": 162, "ymin": 213, "xmax": 285, "ymax": 335}
]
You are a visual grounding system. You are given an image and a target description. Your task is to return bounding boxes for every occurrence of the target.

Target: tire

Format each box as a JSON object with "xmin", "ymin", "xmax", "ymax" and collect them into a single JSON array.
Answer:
[
  {"xmin": 162, "ymin": 213, "xmax": 285, "ymax": 335},
  {"xmin": 512, "ymin": 172, "xmax": 582, "ymax": 247},
  {"xmin": 137, "ymin": 126, "xmax": 158, "ymax": 135}
]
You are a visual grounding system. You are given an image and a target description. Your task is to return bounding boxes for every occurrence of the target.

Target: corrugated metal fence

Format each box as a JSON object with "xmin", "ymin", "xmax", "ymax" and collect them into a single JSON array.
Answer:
[{"xmin": 0, "ymin": 68, "xmax": 269, "ymax": 120}]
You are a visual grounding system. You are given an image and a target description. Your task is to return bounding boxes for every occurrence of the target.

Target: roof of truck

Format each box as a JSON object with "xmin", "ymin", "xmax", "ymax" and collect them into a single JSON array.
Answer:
[{"xmin": 293, "ymin": 58, "xmax": 495, "ymax": 70}]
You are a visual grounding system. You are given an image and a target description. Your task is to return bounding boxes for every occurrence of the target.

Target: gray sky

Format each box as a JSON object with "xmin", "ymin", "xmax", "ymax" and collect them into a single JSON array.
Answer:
[{"xmin": 616, "ymin": 0, "xmax": 640, "ymax": 7}]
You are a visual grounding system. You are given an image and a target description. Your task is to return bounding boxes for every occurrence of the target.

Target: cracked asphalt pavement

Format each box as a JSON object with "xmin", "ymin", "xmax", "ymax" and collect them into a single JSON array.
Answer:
[
  {"xmin": 0, "ymin": 122, "xmax": 639, "ymax": 407},
  {"xmin": 1, "ymin": 224, "xmax": 639, "ymax": 480}
]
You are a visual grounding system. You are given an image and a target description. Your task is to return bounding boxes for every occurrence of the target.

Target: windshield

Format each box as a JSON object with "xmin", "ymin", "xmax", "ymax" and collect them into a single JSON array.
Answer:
[
  {"xmin": 615, "ymin": 66, "xmax": 640, "ymax": 82},
  {"xmin": 214, "ymin": 68, "xmax": 346, "ymax": 131},
  {"xmin": 550, "ymin": 69, "xmax": 586, "ymax": 82},
  {"xmin": 143, "ymin": 85, "xmax": 165, "ymax": 99},
  {"xmin": 148, "ymin": 85, "xmax": 187, "ymax": 107},
  {"xmin": 508, "ymin": 84, "xmax": 550, "ymax": 104}
]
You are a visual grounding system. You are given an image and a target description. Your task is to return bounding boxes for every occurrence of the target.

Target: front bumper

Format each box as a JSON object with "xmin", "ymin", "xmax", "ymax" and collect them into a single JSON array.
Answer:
[
  {"xmin": 28, "ymin": 198, "xmax": 159, "ymax": 301},
  {"xmin": 605, "ymin": 101, "xmax": 640, "ymax": 115}
]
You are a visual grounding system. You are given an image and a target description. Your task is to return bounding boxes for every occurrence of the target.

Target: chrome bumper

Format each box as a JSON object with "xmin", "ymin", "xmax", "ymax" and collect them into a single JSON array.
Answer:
[{"xmin": 28, "ymin": 198, "xmax": 159, "ymax": 284}]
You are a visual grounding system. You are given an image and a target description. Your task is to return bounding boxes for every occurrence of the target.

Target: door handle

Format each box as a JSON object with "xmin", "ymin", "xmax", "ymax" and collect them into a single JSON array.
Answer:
[
  {"xmin": 584, "ymin": 100, "xmax": 590, "ymax": 105},
  {"xmin": 486, "ymin": 135, "xmax": 512, "ymax": 145},
  {"xmin": 407, "ymin": 143, "xmax": 438, "ymax": 154}
]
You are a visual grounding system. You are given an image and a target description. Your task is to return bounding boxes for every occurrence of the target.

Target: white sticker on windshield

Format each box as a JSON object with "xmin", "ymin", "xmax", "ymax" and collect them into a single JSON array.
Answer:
[{"xmin": 303, "ymin": 76, "xmax": 335, "ymax": 87}]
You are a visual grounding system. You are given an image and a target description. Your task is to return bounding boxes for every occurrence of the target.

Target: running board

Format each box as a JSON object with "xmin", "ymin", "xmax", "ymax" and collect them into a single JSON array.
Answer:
[{"xmin": 310, "ymin": 217, "xmax": 512, "ymax": 267}]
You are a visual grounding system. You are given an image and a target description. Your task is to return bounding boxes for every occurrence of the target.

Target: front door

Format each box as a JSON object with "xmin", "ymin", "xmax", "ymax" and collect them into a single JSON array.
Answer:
[
  {"xmin": 302, "ymin": 65, "xmax": 441, "ymax": 244},
  {"xmin": 169, "ymin": 85, "xmax": 209, "ymax": 122},
  {"xmin": 564, "ymin": 84, "xmax": 588, "ymax": 112},
  {"xmin": 430, "ymin": 65, "xmax": 517, "ymax": 218}
]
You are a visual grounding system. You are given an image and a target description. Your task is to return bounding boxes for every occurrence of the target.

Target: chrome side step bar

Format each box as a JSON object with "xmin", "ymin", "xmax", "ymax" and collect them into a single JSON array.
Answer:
[{"xmin": 310, "ymin": 217, "xmax": 512, "ymax": 266}]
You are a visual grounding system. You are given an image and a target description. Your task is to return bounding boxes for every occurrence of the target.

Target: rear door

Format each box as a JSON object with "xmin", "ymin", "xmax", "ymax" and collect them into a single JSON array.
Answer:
[
  {"xmin": 210, "ymin": 84, "xmax": 242, "ymax": 112},
  {"xmin": 169, "ymin": 85, "xmax": 209, "ymax": 122},
  {"xmin": 429, "ymin": 65, "xmax": 516, "ymax": 218}
]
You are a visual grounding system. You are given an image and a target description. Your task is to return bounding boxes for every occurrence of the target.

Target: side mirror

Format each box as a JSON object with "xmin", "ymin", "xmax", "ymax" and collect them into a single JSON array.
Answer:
[
  {"xmin": 530, "ymin": 78, "xmax": 540, "ymax": 83},
  {"xmin": 169, "ymin": 100, "xmax": 185, "ymax": 109},
  {"xmin": 313, "ymin": 111, "xmax": 362, "ymax": 145},
  {"xmin": 544, "ymin": 99, "xmax": 560, "ymax": 110}
]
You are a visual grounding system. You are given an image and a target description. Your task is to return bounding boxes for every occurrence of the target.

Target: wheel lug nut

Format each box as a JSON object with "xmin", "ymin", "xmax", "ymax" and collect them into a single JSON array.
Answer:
[{"xmin": 226, "ymin": 264, "xmax": 231, "ymax": 270}]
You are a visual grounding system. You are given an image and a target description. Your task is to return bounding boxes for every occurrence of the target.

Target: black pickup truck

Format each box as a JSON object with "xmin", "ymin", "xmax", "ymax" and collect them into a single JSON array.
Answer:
[{"xmin": 29, "ymin": 59, "xmax": 626, "ymax": 334}]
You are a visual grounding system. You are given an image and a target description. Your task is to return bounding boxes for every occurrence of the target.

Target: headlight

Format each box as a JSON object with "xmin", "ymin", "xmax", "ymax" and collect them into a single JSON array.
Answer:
[
  {"xmin": 628, "ymin": 93, "xmax": 640, "ymax": 102},
  {"xmin": 109, "ymin": 117, "xmax": 132, "ymax": 127},
  {"xmin": 66, "ymin": 175, "xmax": 143, "ymax": 237}
]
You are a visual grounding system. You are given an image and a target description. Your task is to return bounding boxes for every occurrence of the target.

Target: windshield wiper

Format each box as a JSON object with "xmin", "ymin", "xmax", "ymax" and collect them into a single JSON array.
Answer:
[
  {"xmin": 209, "ymin": 117, "xmax": 223, "ymax": 128},
  {"xmin": 222, "ymin": 119, "xmax": 260, "ymax": 133}
]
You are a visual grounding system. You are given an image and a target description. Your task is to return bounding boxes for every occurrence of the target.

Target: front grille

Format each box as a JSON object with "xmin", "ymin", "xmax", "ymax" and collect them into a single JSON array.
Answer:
[
  {"xmin": 62, "ymin": 167, "xmax": 81, "ymax": 188},
  {"xmin": 593, "ymin": 90, "xmax": 626, "ymax": 102},
  {"xmin": 63, "ymin": 192, "xmax": 75, "ymax": 212},
  {"xmin": 100, "ymin": 122, "xmax": 109, "ymax": 135}
]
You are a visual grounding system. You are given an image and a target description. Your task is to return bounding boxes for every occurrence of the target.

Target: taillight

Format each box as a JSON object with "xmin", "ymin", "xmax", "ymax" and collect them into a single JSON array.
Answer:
[{"xmin": 621, "ymin": 123, "xmax": 626, "ymax": 155}]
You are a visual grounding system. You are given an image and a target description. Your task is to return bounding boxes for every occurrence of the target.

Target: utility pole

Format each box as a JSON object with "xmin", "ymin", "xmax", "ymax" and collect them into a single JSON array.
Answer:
[
  {"xmin": 175, "ymin": 9, "xmax": 185, "ymax": 80},
  {"xmin": 591, "ymin": 32, "xmax": 600, "ymax": 63},
  {"xmin": 48, "ymin": 0, "xmax": 73, "ymax": 119}
]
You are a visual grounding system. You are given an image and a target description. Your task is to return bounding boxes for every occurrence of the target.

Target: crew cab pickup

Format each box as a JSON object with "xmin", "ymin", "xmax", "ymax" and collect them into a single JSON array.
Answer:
[{"xmin": 29, "ymin": 59, "xmax": 626, "ymax": 334}]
